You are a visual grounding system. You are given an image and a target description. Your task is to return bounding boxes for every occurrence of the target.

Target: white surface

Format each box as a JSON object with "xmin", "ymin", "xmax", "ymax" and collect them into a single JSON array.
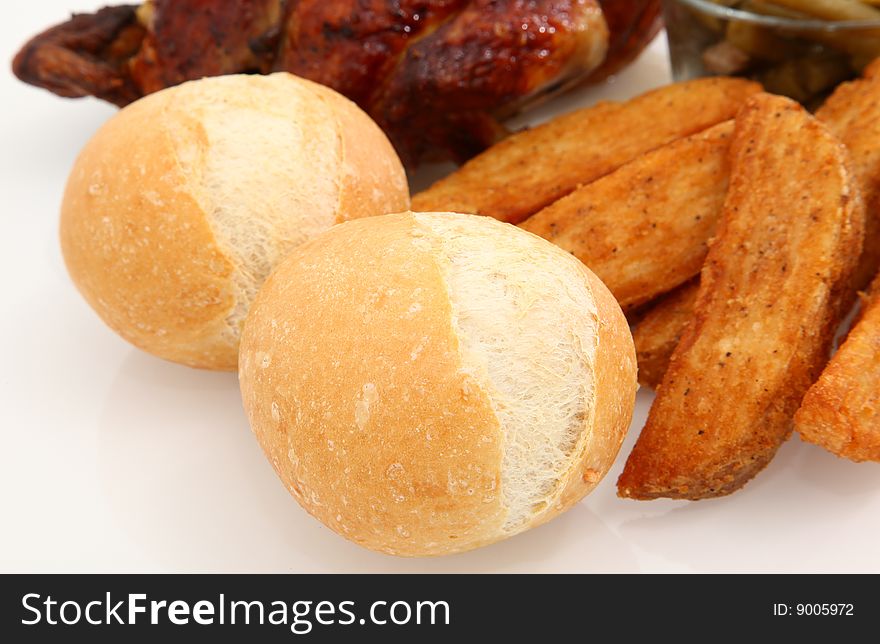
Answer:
[{"xmin": 2, "ymin": 2, "xmax": 879, "ymax": 574}]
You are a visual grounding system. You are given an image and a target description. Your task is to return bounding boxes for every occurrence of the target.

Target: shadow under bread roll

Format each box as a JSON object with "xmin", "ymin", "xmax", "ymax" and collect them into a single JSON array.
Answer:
[{"xmin": 60, "ymin": 73, "xmax": 410, "ymax": 370}]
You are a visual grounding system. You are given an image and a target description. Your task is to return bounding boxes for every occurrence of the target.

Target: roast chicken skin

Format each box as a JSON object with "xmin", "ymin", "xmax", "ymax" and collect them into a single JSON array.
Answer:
[
  {"xmin": 131, "ymin": 0, "xmax": 284, "ymax": 94},
  {"xmin": 13, "ymin": 0, "xmax": 662, "ymax": 166},
  {"xmin": 11, "ymin": 5, "xmax": 145, "ymax": 106}
]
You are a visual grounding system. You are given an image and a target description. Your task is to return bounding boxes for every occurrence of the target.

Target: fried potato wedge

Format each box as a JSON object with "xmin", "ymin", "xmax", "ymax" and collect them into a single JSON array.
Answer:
[
  {"xmin": 633, "ymin": 281, "xmax": 700, "ymax": 390},
  {"xmin": 817, "ymin": 67, "xmax": 880, "ymax": 289},
  {"xmin": 628, "ymin": 60, "xmax": 880, "ymax": 382},
  {"xmin": 618, "ymin": 93, "xmax": 865, "ymax": 500},
  {"xmin": 412, "ymin": 77, "xmax": 761, "ymax": 224},
  {"xmin": 795, "ymin": 274, "xmax": 880, "ymax": 462},
  {"xmin": 520, "ymin": 121, "xmax": 732, "ymax": 310}
]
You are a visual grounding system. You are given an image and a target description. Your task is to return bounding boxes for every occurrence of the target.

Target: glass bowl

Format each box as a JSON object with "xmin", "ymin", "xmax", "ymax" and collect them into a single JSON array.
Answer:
[{"xmin": 663, "ymin": 0, "xmax": 880, "ymax": 105}]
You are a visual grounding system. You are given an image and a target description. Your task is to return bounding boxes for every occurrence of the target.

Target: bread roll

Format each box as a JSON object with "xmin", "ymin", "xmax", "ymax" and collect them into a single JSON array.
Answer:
[
  {"xmin": 60, "ymin": 73, "xmax": 409, "ymax": 370},
  {"xmin": 239, "ymin": 212, "xmax": 637, "ymax": 556}
]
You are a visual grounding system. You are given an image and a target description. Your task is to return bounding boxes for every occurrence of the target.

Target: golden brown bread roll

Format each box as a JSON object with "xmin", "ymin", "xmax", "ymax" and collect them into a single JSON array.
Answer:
[
  {"xmin": 60, "ymin": 73, "xmax": 409, "ymax": 370},
  {"xmin": 239, "ymin": 211, "xmax": 638, "ymax": 556}
]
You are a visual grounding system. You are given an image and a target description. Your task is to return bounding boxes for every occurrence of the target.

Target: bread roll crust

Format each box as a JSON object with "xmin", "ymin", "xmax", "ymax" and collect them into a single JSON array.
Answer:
[
  {"xmin": 553, "ymin": 263, "xmax": 638, "ymax": 516},
  {"xmin": 61, "ymin": 94, "xmax": 238, "ymax": 369},
  {"xmin": 240, "ymin": 213, "xmax": 506, "ymax": 555},
  {"xmin": 240, "ymin": 212, "xmax": 637, "ymax": 556},
  {"xmin": 61, "ymin": 73, "xmax": 409, "ymax": 370},
  {"xmin": 306, "ymin": 80, "xmax": 409, "ymax": 223}
]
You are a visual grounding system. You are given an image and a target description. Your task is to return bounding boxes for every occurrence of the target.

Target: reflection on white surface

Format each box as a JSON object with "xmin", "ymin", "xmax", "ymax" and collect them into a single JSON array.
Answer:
[
  {"xmin": 617, "ymin": 439, "xmax": 880, "ymax": 573},
  {"xmin": 2, "ymin": 3, "xmax": 880, "ymax": 573},
  {"xmin": 93, "ymin": 351, "xmax": 641, "ymax": 573}
]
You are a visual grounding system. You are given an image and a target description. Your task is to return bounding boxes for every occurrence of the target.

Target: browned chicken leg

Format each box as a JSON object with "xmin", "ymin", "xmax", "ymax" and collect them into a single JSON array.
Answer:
[
  {"xmin": 13, "ymin": 0, "xmax": 662, "ymax": 166},
  {"xmin": 131, "ymin": 0, "xmax": 283, "ymax": 93},
  {"xmin": 12, "ymin": 5, "xmax": 144, "ymax": 105},
  {"xmin": 366, "ymin": 0, "xmax": 611, "ymax": 163}
]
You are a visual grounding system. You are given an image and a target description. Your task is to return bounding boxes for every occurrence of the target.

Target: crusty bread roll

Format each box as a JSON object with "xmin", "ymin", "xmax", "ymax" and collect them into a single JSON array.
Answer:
[
  {"xmin": 60, "ymin": 73, "xmax": 409, "ymax": 370},
  {"xmin": 239, "ymin": 212, "xmax": 637, "ymax": 556}
]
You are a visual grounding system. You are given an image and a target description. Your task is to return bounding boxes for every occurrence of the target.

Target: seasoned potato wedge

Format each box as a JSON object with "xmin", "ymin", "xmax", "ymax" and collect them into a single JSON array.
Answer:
[
  {"xmin": 618, "ymin": 94, "xmax": 864, "ymax": 500},
  {"xmin": 623, "ymin": 68, "xmax": 880, "ymax": 390},
  {"xmin": 520, "ymin": 121, "xmax": 732, "ymax": 310},
  {"xmin": 633, "ymin": 281, "xmax": 700, "ymax": 390},
  {"xmin": 817, "ymin": 66, "xmax": 880, "ymax": 289},
  {"xmin": 795, "ymin": 274, "xmax": 880, "ymax": 462},
  {"xmin": 412, "ymin": 77, "xmax": 761, "ymax": 224}
]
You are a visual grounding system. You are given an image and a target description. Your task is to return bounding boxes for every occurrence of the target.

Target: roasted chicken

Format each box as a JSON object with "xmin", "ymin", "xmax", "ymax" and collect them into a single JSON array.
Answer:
[{"xmin": 13, "ymin": 0, "xmax": 662, "ymax": 166}]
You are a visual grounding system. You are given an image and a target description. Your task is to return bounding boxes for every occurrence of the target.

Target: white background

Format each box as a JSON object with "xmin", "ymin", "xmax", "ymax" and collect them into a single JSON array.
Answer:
[{"xmin": 2, "ymin": 1, "xmax": 879, "ymax": 573}]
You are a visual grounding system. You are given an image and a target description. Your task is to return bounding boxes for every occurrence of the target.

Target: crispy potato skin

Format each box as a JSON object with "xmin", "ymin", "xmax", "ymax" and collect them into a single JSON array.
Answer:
[
  {"xmin": 520, "ymin": 121, "xmax": 732, "ymax": 309},
  {"xmin": 633, "ymin": 281, "xmax": 700, "ymax": 390},
  {"xmin": 622, "ymin": 64, "xmax": 880, "ymax": 388},
  {"xmin": 817, "ymin": 71, "xmax": 880, "ymax": 291},
  {"xmin": 412, "ymin": 77, "xmax": 761, "ymax": 224},
  {"xmin": 618, "ymin": 93, "xmax": 865, "ymax": 501},
  {"xmin": 795, "ymin": 275, "xmax": 880, "ymax": 462}
]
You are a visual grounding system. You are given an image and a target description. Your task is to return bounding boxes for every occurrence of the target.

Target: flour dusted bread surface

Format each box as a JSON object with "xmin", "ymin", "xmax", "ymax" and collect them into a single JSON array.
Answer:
[
  {"xmin": 239, "ymin": 212, "xmax": 637, "ymax": 556},
  {"xmin": 60, "ymin": 73, "xmax": 409, "ymax": 370}
]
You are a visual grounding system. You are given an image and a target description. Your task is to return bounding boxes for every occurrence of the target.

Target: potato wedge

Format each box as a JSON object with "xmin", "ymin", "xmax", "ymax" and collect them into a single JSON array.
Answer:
[
  {"xmin": 412, "ymin": 78, "xmax": 761, "ymax": 224},
  {"xmin": 817, "ymin": 67, "xmax": 880, "ymax": 289},
  {"xmin": 795, "ymin": 274, "xmax": 880, "ymax": 461},
  {"xmin": 864, "ymin": 56, "xmax": 880, "ymax": 79},
  {"xmin": 520, "ymin": 122, "xmax": 732, "ymax": 310},
  {"xmin": 633, "ymin": 281, "xmax": 700, "ymax": 390},
  {"xmin": 618, "ymin": 93, "xmax": 864, "ymax": 500},
  {"xmin": 626, "ymin": 70, "xmax": 880, "ymax": 390}
]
